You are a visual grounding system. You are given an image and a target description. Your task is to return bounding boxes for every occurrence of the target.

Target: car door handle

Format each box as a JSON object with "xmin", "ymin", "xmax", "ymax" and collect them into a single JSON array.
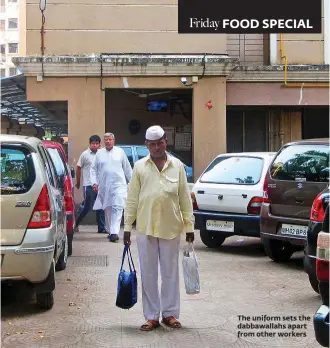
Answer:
[
  {"xmin": 295, "ymin": 198, "xmax": 304, "ymax": 203},
  {"xmin": 197, "ymin": 190, "xmax": 204, "ymax": 194},
  {"xmin": 242, "ymin": 194, "xmax": 247, "ymax": 198}
]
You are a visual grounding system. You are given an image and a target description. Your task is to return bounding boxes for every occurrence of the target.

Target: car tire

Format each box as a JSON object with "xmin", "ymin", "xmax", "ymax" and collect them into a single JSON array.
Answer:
[
  {"xmin": 200, "ymin": 230, "xmax": 226, "ymax": 248},
  {"xmin": 263, "ymin": 238, "xmax": 294, "ymax": 262},
  {"xmin": 36, "ymin": 291, "xmax": 54, "ymax": 310},
  {"xmin": 308, "ymin": 274, "xmax": 320, "ymax": 294},
  {"xmin": 36, "ymin": 259, "xmax": 55, "ymax": 310},
  {"xmin": 67, "ymin": 233, "xmax": 73, "ymax": 256},
  {"xmin": 55, "ymin": 235, "xmax": 68, "ymax": 271}
]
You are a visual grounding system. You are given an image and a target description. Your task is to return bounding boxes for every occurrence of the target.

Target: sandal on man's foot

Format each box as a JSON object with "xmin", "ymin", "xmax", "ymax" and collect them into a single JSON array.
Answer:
[
  {"xmin": 162, "ymin": 316, "xmax": 182, "ymax": 329},
  {"xmin": 140, "ymin": 320, "xmax": 160, "ymax": 331}
]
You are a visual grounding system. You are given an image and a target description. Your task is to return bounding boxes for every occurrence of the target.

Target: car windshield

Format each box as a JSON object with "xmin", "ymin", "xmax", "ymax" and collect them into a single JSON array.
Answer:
[
  {"xmin": 270, "ymin": 144, "xmax": 329, "ymax": 182},
  {"xmin": 0, "ymin": 146, "xmax": 36, "ymax": 194},
  {"xmin": 200, "ymin": 156, "xmax": 264, "ymax": 185}
]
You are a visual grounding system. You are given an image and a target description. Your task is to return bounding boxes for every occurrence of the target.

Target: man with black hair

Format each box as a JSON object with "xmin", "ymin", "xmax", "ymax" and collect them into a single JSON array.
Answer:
[{"xmin": 75, "ymin": 135, "xmax": 106, "ymax": 233}]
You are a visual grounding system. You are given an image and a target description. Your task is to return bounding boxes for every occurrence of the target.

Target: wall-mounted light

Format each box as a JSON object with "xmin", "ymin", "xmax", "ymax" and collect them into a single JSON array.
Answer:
[{"xmin": 39, "ymin": 0, "xmax": 47, "ymax": 11}]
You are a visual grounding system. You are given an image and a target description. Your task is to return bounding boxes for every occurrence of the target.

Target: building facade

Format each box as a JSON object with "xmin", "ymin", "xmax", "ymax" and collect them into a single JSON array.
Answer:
[
  {"xmin": 12, "ymin": 0, "xmax": 330, "ymax": 203},
  {"xmin": 0, "ymin": 0, "xmax": 25, "ymax": 77}
]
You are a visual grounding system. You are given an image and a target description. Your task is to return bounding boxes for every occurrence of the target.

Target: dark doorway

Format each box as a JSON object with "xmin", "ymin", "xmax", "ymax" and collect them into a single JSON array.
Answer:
[
  {"xmin": 227, "ymin": 108, "xmax": 268, "ymax": 153},
  {"xmin": 302, "ymin": 107, "xmax": 330, "ymax": 139}
]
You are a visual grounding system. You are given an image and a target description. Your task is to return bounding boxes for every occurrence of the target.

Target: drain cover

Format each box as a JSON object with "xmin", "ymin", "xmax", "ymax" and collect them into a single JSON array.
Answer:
[{"xmin": 69, "ymin": 255, "xmax": 108, "ymax": 267}]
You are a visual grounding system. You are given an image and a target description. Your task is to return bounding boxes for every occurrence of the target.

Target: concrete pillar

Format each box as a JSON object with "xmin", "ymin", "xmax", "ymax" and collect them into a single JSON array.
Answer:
[
  {"xmin": 192, "ymin": 77, "xmax": 227, "ymax": 181},
  {"xmin": 27, "ymin": 77, "xmax": 105, "ymax": 203}
]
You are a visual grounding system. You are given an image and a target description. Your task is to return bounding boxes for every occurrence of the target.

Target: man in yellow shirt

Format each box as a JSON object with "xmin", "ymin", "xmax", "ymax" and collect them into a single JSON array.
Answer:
[{"xmin": 124, "ymin": 125, "xmax": 195, "ymax": 332}]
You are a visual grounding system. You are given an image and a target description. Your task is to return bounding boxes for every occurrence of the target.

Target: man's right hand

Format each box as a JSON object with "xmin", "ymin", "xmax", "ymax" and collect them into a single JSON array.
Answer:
[
  {"xmin": 92, "ymin": 184, "xmax": 98, "ymax": 192},
  {"xmin": 123, "ymin": 231, "xmax": 131, "ymax": 246},
  {"xmin": 75, "ymin": 183, "xmax": 80, "ymax": 190}
]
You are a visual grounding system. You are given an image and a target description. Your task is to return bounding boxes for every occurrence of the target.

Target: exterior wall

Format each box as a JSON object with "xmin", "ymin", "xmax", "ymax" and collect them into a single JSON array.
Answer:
[
  {"xmin": 276, "ymin": 0, "xmax": 325, "ymax": 64},
  {"xmin": 0, "ymin": 0, "xmax": 23, "ymax": 76},
  {"xmin": 226, "ymin": 83, "xmax": 330, "ymax": 106},
  {"xmin": 26, "ymin": 76, "xmax": 225, "ymax": 202},
  {"xmin": 25, "ymin": 0, "xmax": 226, "ymax": 55},
  {"xmin": 228, "ymin": 0, "xmax": 327, "ymax": 66},
  {"xmin": 19, "ymin": 0, "xmax": 26, "ymax": 57},
  {"xmin": 23, "ymin": 0, "xmax": 328, "ymax": 65}
]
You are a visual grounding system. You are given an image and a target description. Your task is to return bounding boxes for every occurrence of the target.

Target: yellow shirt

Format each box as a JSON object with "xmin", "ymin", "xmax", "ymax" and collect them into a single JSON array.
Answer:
[{"xmin": 124, "ymin": 153, "xmax": 195, "ymax": 239}]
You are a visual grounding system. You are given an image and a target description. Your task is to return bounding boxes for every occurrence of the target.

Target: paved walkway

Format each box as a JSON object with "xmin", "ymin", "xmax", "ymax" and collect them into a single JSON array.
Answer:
[{"xmin": 1, "ymin": 226, "xmax": 322, "ymax": 348}]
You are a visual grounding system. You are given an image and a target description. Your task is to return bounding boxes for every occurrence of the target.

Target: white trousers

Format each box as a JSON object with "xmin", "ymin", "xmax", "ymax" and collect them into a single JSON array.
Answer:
[
  {"xmin": 136, "ymin": 232, "xmax": 181, "ymax": 321},
  {"xmin": 104, "ymin": 206, "xmax": 123, "ymax": 236}
]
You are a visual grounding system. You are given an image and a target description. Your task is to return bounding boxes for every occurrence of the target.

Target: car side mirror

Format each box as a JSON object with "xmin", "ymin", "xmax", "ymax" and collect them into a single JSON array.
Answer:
[{"xmin": 70, "ymin": 167, "xmax": 75, "ymax": 179}]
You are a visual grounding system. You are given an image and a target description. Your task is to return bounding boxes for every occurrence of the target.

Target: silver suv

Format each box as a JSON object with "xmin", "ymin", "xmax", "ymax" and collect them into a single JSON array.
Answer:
[{"xmin": 1, "ymin": 135, "xmax": 68, "ymax": 310}]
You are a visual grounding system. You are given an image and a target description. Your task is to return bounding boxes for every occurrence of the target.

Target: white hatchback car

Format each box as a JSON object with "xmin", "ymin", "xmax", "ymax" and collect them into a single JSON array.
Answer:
[{"xmin": 192, "ymin": 152, "xmax": 276, "ymax": 248}]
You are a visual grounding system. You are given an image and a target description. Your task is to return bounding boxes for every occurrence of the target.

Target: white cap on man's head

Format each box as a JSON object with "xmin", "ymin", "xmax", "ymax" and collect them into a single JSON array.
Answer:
[{"xmin": 145, "ymin": 125, "xmax": 165, "ymax": 141}]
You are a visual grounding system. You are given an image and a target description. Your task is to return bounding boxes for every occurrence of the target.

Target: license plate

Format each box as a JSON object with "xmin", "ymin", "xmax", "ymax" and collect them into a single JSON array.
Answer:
[
  {"xmin": 206, "ymin": 220, "xmax": 234, "ymax": 232},
  {"xmin": 280, "ymin": 224, "xmax": 308, "ymax": 237}
]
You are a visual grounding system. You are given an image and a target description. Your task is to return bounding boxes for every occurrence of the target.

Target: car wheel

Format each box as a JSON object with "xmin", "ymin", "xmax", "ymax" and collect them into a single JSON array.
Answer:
[
  {"xmin": 36, "ymin": 291, "xmax": 54, "ymax": 310},
  {"xmin": 67, "ymin": 233, "xmax": 73, "ymax": 256},
  {"xmin": 200, "ymin": 230, "xmax": 226, "ymax": 248},
  {"xmin": 55, "ymin": 235, "xmax": 68, "ymax": 271},
  {"xmin": 308, "ymin": 274, "xmax": 320, "ymax": 294},
  {"xmin": 36, "ymin": 259, "xmax": 55, "ymax": 310},
  {"xmin": 263, "ymin": 238, "xmax": 294, "ymax": 262}
]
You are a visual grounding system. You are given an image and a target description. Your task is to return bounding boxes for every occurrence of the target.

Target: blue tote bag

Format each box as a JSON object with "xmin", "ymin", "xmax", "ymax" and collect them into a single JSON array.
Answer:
[{"xmin": 116, "ymin": 245, "xmax": 138, "ymax": 309}]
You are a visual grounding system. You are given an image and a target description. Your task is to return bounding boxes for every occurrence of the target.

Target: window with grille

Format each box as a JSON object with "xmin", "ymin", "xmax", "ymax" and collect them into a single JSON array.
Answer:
[
  {"xmin": 1, "ymin": 44, "xmax": 5, "ymax": 54},
  {"xmin": 8, "ymin": 18, "xmax": 18, "ymax": 29},
  {"xmin": 9, "ymin": 67, "xmax": 16, "ymax": 75},
  {"xmin": 8, "ymin": 43, "xmax": 18, "ymax": 54},
  {"xmin": 0, "ymin": 0, "xmax": 5, "ymax": 12},
  {"xmin": 1, "ymin": 68, "xmax": 6, "ymax": 77},
  {"xmin": 1, "ymin": 20, "xmax": 5, "ymax": 31}
]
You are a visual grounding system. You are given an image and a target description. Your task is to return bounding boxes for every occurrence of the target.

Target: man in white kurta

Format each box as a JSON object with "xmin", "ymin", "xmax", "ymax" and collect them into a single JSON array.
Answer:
[
  {"xmin": 124, "ymin": 125, "xmax": 195, "ymax": 331},
  {"xmin": 90, "ymin": 133, "xmax": 132, "ymax": 243}
]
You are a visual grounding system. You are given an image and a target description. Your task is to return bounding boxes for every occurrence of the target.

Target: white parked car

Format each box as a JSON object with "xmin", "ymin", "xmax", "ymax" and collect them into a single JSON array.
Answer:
[{"xmin": 191, "ymin": 152, "xmax": 276, "ymax": 248}]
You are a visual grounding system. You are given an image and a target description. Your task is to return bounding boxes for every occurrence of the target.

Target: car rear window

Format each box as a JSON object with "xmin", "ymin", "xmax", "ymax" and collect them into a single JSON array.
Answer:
[
  {"xmin": 200, "ymin": 156, "xmax": 264, "ymax": 185},
  {"xmin": 270, "ymin": 144, "xmax": 329, "ymax": 182},
  {"xmin": 0, "ymin": 146, "xmax": 36, "ymax": 194}
]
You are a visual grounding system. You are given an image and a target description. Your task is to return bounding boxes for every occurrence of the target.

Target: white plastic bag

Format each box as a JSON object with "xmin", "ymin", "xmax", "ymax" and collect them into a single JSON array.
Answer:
[{"xmin": 182, "ymin": 242, "xmax": 200, "ymax": 295}]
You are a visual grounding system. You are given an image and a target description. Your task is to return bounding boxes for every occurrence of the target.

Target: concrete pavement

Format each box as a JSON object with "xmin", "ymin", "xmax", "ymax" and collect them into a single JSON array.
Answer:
[{"xmin": 1, "ymin": 226, "xmax": 322, "ymax": 348}]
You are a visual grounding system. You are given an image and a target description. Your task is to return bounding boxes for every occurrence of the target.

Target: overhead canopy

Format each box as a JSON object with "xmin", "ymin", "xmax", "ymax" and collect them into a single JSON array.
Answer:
[{"xmin": 1, "ymin": 74, "xmax": 67, "ymax": 135}]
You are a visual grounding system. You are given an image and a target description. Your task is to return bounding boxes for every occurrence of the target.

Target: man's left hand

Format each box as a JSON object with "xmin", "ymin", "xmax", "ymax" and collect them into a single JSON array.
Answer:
[{"xmin": 186, "ymin": 232, "xmax": 194, "ymax": 243}]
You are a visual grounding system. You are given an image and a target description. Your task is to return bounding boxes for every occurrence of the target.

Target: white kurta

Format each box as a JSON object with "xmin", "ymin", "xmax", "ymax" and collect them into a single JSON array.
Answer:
[{"xmin": 90, "ymin": 146, "xmax": 132, "ymax": 210}]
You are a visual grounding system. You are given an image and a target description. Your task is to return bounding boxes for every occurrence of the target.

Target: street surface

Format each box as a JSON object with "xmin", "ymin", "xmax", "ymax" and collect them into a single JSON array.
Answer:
[{"xmin": 1, "ymin": 226, "xmax": 322, "ymax": 348}]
